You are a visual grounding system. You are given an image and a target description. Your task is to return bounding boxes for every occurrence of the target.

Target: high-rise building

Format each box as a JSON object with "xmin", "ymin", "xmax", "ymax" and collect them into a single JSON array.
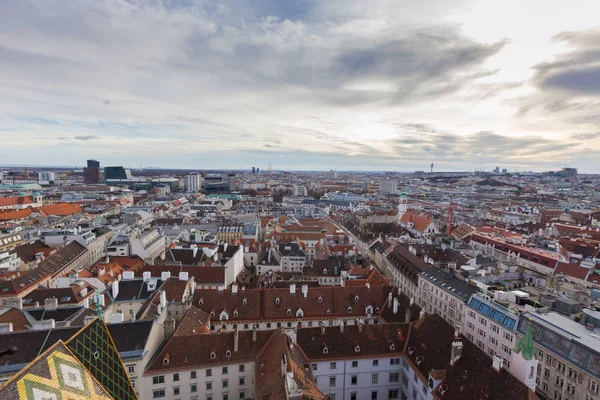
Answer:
[
  {"xmin": 104, "ymin": 166, "xmax": 131, "ymax": 180},
  {"xmin": 83, "ymin": 159, "xmax": 102, "ymax": 183},
  {"xmin": 38, "ymin": 171, "xmax": 56, "ymax": 182},
  {"xmin": 251, "ymin": 166, "xmax": 256, "ymax": 174},
  {"xmin": 185, "ymin": 173, "xmax": 203, "ymax": 192},
  {"xmin": 227, "ymin": 173, "xmax": 236, "ymax": 192}
]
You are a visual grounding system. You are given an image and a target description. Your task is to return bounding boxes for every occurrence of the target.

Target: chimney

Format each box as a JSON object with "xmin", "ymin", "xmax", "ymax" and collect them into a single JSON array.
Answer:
[
  {"xmin": 234, "ymin": 329, "xmax": 239, "ymax": 353},
  {"xmin": 0, "ymin": 322, "xmax": 13, "ymax": 333},
  {"xmin": 419, "ymin": 310, "xmax": 425, "ymax": 320},
  {"xmin": 321, "ymin": 326, "xmax": 326, "ymax": 335},
  {"xmin": 98, "ymin": 294, "xmax": 105, "ymax": 307},
  {"xmin": 366, "ymin": 282, "xmax": 371, "ymax": 289},
  {"xmin": 358, "ymin": 321, "xmax": 363, "ymax": 332},
  {"xmin": 160, "ymin": 290, "xmax": 167, "ymax": 309},
  {"xmin": 252, "ymin": 327, "xmax": 257, "ymax": 343},
  {"xmin": 302, "ymin": 285, "xmax": 308, "ymax": 298},
  {"xmin": 405, "ymin": 309, "xmax": 411, "ymax": 324},
  {"xmin": 492, "ymin": 355, "xmax": 503, "ymax": 372},
  {"xmin": 32, "ymin": 319, "xmax": 55, "ymax": 331},
  {"xmin": 179, "ymin": 271, "xmax": 189, "ymax": 281},
  {"xmin": 340, "ymin": 319, "xmax": 344, "ymax": 333},
  {"xmin": 44, "ymin": 297, "xmax": 58, "ymax": 311},
  {"xmin": 123, "ymin": 271, "xmax": 134, "ymax": 280},
  {"xmin": 112, "ymin": 280, "xmax": 119, "ymax": 299},
  {"xmin": 79, "ymin": 287, "xmax": 88, "ymax": 298},
  {"xmin": 410, "ymin": 297, "xmax": 414, "ymax": 306},
  {"xmin": 450, "ymin": 338, "xmax": 463, "ymax": 366},
  {"xmin": 388, "ymin": 291, "xmax": 392, "ymax": 304},
  {"xmin": 232, "ymin": 284, "xmax": 238, "ymax": 294},
  {"xmin": 290, "ymin": 284, "xmax": 296, "ymax": 294},
  {"xmin": 161, "ymin": 271, "xmax": 171, "ymax": 281},
  {"xmin": 143, "ymin": 271, "xmax": 151, "ymax": 282},
  {"xmin": 84, "ymin": 315, "xmax": 96, "ymax": 325},
  {"xmin": 393, "ymin": 297, "xmax": 399, "ymax": 314}
]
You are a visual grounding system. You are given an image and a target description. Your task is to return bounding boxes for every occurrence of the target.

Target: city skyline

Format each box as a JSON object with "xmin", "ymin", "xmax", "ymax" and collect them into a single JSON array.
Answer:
[{"xmin": 2, "ymin": 1, "xmax": 600, "ymax": 171}]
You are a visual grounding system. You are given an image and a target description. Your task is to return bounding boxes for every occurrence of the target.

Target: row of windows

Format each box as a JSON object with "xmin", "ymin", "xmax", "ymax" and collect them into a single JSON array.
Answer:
[
  {"xmin": 152, "ymin": 365, "xmax": 246, "ymax": 384},
  {"xmin": 326, "ymin": 373, "xmax": 401, "ymax": 387},
  {"xmin": 153, "ymin": 390, "xmax": 245, "ymax": 400}
]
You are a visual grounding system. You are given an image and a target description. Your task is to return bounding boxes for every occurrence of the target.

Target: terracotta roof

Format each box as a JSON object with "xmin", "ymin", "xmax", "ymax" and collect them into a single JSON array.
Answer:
[
  {"xmin": 39, "ymin": 203, "xmax": 82, "ymax": 216},
  {"xmin": 145, "ymin": 327, "xmax": 274, "ymax": 373},
  {"xmin": 0, "ymin": 196, "xmax": 34, "ymax": 207},
  {"xmin": 0, "ymin": 307, "xmax": 32, "ymax": 331},
  {"xmin": 0, "ymin": 209, "xmax": 34, "ymax": 221},
  {"xmin": 407, "ymin": 313, "xmax": 536, "ymax": 400},
  {"xmin": 400, "ymin": 210, "xmax": 433, "ymax": 232},
  {"xmin": 256, "ymin": 330, "xmax": 326, "ymax": 400},
  {"xmin": 554, "ymin": 262, "xmax": 590, "ymax": 280},
  {"xmin": 297, "ymin": 323, "xmax": 409, "ymax": 361}
]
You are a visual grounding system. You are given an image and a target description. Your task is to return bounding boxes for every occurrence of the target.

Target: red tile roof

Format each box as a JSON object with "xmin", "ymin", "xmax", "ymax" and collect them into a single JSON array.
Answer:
[{"xmin": 400, "ymin": 211, "xmax": 433, "ymax": 232}]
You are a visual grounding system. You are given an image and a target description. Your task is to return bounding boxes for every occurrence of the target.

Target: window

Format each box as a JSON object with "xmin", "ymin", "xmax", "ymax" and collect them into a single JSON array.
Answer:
[
  {"xmin": 351, "ymin": 375, "xmax": 357, "ymax": 385},
  {"xmin": 492, "ymin": 325, "xmax": 499, "ymax": 334},
  {"xmin": 590, "ymin": 381, "xmax": 599, "ymax": 393},
  {"xmin": 207, "ymin": 369, "xmax": 212, "ymax": 377},
  {"xmin": 371, "ymin": 391, "xmax": 378, "ymax": 400},
  {"xmin": 239, "ymin": 377, "xmax": 245, "ymax": 386},
  {"xmin": 173, "ymin": 388, "xmax": 180, "ymax": 396},
  {"xmin": 224, "ymin": 395, "xmax": 229, "ymax": 400},
  {"xmin": 173, "ymin": 373, "xmax": 179, "ymax": 382},
  {"xmin": 239, "ymin": 365, "xmax": 245, "ymax": 373},
  {"xmin": 351, "ymin": 393, "xmax": 357, "ymax": 400},
  {"xmin": 373, "ymin": 360, "xmax": 379, "ymax": 367},
  {"xmin": 239, "ymin": 392, "xmax": 245, "ymax": 399},
  {"xmin": 191, "ymin": 371, "xmax": 197, "ymax": 379},
  {"xmin": 153, "ymin": 376, "xmax": 165, "ymax": 385},
  {"xmin": 312, "ymin": 364, "xmax": 317, "ymax": 371},
  {"xmin": 544, "ymin": 368, "xmax": 550, "ymax": 378},
  {"xmin": 388, "ymin": 389, "xmax": 399, "ymax": 399},
  {"xmin": 127, "ymin": 365, "xmax": 135, "ymax": 374},
  {"xmin": 389, "ymin": 373, "xmax": 399, "ymax": 383},
  {"xmin": 372, "ymin": 374, "xmax": 379, "ymax": 384},
  {"xmin": 352, "ymin": 361, "xmax": 358, "ymax": 368},
  {"xmin": 223, "ymin": 367, "xmax": 228, "ymax": 375},
  {"xmin": 206, "ymin": 382, "xmax": 213, "ymax": 390},
  {"xmin": 502, "ymin": 344, "xmax": 512, "ymax": 355},
  {"xmin": 330, "ymin": 362, "xmax": 336, "ymax": 369},
  {"xmin": 329, "ymin": 377, "xmax": 336, "ymax": 387},
  {"xmin": 191, "ymin": 384, "xmax": 197, "ymax": 393},
  {"xmin": 223, "ymin": 380, "xmax": 229, "ymax": 388},
  {"xmin": 504, "ymin": 332, "xmax": 513, "ymax": 342},
  {"xmin": 153, "ymin": 390, "xmax": 166, "ymax": 398}
]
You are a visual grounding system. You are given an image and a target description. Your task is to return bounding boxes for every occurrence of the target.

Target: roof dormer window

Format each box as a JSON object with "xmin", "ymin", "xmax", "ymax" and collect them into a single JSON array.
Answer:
[
  {"xmin": 354, "ymin": 344, "xmax": 360, "ymax": 353},
  {"xmin": 275, "ymin": 296, "xmax": 280, "ymax": 305},
  {"xmin": 233, "ymin": 310, "xmax": 239, "ymax": 317},
  {"xmin": 347, "ymin": 306, "xmax": 353, "ymax": 313},
  {"xmin": 225, "ymin": 350, "xmax": 231, "ymax": 358},
  {"xmin": 210, "ymin": 352, "xmax": 216, "ymax": 359},
  {"xmin": 210, "ymin": 311, "xmax": 215, "ymax": 317},
  {"xmin": 416, "ymin": 356, "xmax": 424, "ymax": 365},
  {"xmin": 318, "ymin": 296, "xmax": 323, "ymax": 303},
  {"xmin": 198, "ymin": 298, "xmax": 204, "ymax": 306},
  {"xmin": 242, "ymin": 298, "xmax": 247, "ymax": 305},
  {"xmin": 374, "ymin": 307, "xmax": 380, "ymax": 313},
  {"xmin": 287, "ymin": 308, "xmax": 292, "ymax": 316},
  {"xmin": 354, "ymin": 295, "xmax": 359, "ymax": 302},
  {"xmin": 323, "ymin": 346, "xmax": 328, "ymax": 354},
  {"xmin": 389, "ymin": 342, "xmax": 396, "ymax": 351},
  {"xmin": 162, "ymin": 357, "xmax": 169, "ymax": 365},
  {"xmin": 326, "ymin": 309, "xmax": 331, "ymax": 315}
]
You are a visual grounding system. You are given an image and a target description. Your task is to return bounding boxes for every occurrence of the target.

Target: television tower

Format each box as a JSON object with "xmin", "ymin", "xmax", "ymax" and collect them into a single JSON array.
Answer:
[{"xmin": 430, "ymin": 163, "xmax": 434, "ymax": 174}]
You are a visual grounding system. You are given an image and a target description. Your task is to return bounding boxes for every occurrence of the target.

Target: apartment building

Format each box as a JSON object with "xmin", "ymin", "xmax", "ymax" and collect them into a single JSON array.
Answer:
[
  {"xmin": 417, "ymin": 267, "xmax": 477, "ymax": 329},
  {"xmin": 130, "ymin": 228, "xmax": 166, "ymax": 264},
  {"xmin": 520, "ymin": 310, "xmax": 600, "ymax": 400},
  {"xmin": 383, "ymin": 244, "xmax": 429, "ymax": 301}
]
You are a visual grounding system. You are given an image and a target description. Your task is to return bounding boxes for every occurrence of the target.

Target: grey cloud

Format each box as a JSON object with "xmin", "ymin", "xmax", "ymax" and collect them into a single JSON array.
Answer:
[{"xmin": 74, "ymin": 135, "xmax": 98, "ymax": 140}]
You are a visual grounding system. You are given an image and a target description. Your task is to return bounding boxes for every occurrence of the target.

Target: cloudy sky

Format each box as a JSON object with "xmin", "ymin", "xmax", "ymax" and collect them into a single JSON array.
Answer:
[{"xmin": 1, "ymin": 0, "xmax": 600, "ymax": 172}]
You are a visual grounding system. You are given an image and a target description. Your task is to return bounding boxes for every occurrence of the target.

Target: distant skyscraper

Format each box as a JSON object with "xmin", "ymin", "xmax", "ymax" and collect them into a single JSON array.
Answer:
[
  {"xmin": 83, "ymin": 159, "xmax": 102, "ymax": 183},
  {"xmin": 256, "ymin": 168, "xmax": 260, "ymax": 174},
  {"xmin": 252, "ymin": 166, "xmax": 256, "ymax": 174},
  {"xmin": 185, "ymin": 173, "xmax": 203, "ymax": 192}
]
